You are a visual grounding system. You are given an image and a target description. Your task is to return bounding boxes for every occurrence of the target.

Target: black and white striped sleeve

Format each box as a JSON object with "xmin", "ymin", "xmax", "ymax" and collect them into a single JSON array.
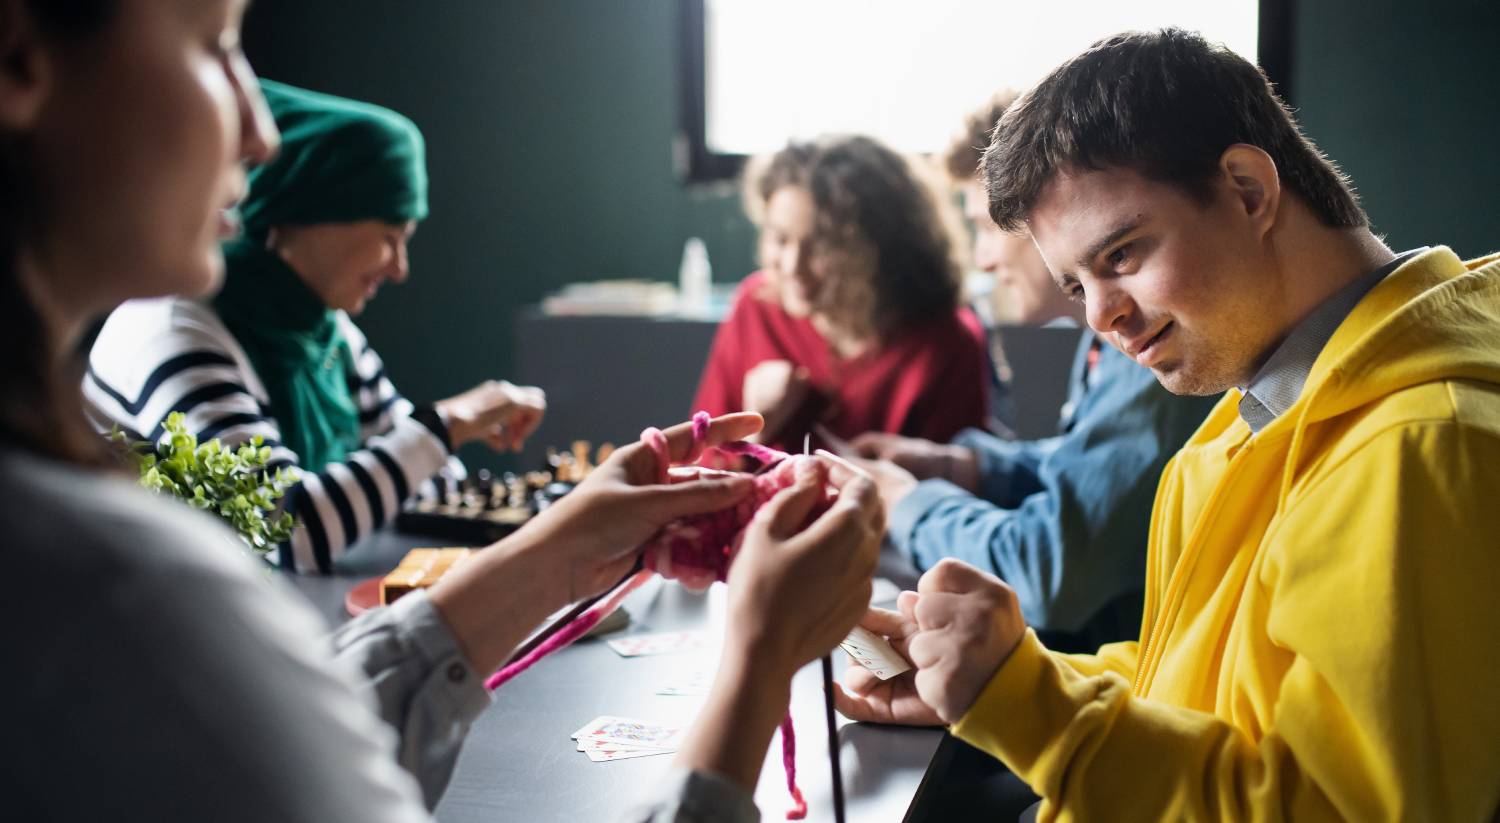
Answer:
[
  {"xmin": 338, "ymin": 315, "xmax": 467, "ymax": 502},
  {"xmin": 86, "ymin": 298, "xmax": 456, "ymax": 574}
]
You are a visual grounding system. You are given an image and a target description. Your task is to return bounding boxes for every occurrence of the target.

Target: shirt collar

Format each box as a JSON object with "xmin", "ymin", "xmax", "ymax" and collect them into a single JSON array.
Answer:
[{"xmin": 1238, "ymin": 248, "xmax": 1426, "ymax": 433}]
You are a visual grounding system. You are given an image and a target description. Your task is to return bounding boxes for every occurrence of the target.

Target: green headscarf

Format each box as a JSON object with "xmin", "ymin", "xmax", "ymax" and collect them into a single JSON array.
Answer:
[{"xmin": 214, "ymin": 79, "xmax": 428, "ymax": 471}]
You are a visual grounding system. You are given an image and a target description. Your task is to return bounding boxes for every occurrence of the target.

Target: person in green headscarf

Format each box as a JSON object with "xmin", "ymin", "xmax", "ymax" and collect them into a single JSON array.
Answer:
[{"xmin": 87, "ymin": 80, "xmax": 545, "ymax": 573}]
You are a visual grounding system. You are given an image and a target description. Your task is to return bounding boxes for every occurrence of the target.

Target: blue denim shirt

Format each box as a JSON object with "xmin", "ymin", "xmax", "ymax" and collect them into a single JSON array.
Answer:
[{"xmin": 888, "ymin": 331, "xmax": 1219, "ymax": 645}]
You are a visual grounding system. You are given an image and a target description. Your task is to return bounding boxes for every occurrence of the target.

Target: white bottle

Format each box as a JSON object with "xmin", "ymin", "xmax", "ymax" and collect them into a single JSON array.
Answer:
[{"xmin": 678, "ymin": 237, "xmax": 712, "ymax": 317}]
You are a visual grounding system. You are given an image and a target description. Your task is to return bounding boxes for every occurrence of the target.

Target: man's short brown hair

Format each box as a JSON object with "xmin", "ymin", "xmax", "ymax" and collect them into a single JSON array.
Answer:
[
  {"xmin": 982, "ymin": 28, "xmax": 1367, "ymax": 231},
  {"xmin": 944, "ymin": 89, "xmax": 1020, "ymax": 182}
]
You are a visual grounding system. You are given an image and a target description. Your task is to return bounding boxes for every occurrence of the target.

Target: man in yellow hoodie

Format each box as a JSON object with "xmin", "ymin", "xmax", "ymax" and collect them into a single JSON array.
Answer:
[{"xmin": 836, "ymin": 27, "xmax": 1500, "ymax": 821}]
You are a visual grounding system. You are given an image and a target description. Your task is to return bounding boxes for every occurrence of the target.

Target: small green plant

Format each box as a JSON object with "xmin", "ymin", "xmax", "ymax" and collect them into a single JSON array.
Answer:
[{"xmin": 113, "ymin": 412, "xmax": 296, "ymax": 553}]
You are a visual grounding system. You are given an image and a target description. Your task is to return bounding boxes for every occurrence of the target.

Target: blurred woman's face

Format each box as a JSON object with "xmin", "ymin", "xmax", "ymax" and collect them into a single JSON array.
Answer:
[
  {"xmin": 758, "ymin": 186, "xmax": 822, "ymax": 317},
  {"xmin": 757, "ymin": 185, "xmax": 876, "ymax": 325},
  {"xmin": 13, "ymin": 0, "xmax": 276, "ymax": 324},
  {"xmin": 270, "ymin": 219, "xmax": 416, "ymax": 315}
]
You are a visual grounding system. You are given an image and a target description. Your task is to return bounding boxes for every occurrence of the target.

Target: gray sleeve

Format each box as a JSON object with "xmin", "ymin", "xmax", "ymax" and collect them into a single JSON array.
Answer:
[
  {"xmin": 8, "ymin": 511, "xmax": 440, "ymax": 822},
  {"xmin": 330, "ymin": 591, "xmax": 492, "ymax": 808},
  {"xmin": 622, "ymin": 768, "xmax": 761, "ymax": 823}
]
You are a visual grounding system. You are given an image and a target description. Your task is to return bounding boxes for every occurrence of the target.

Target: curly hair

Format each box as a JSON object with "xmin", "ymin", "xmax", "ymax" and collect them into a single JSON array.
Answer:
[
  {"xmin": 744, "ymin": 135, "xmax": 962, "ymax": 343},
  {"xmin": 984, "ymin": 28, "xmax": 1366, "ymax": 232}
]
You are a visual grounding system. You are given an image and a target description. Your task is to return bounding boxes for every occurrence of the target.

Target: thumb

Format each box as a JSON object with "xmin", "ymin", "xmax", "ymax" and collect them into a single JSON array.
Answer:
[
  {"xmin": 859, "ymin": 606, "xmax": 907, "ymax": 639},
  {"xmin": 751, "ymin": 468, "xmax": 826, "ymax": 540},
  {"xmin": 641, "ymin": 474, "xmax": 754, "ymax": 521}
]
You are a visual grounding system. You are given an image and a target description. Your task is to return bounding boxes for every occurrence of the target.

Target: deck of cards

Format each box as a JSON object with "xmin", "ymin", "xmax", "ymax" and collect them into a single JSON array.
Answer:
[
  {"xmin": 572, "ymin": 715, "xmax": 682, "ymax": 762},
  {"xmin": 839, "ymin": 626, "xmax": 911, "ymax": 680}
]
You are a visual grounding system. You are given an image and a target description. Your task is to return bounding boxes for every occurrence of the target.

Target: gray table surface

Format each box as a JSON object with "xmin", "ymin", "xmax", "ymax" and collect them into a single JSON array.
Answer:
[{"xmin": 288, "ymin": 530, "xmax": 943, "ymax": 823}]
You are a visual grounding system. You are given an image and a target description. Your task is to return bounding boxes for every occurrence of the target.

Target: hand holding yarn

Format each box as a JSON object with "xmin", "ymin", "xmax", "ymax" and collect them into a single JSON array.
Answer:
[
  {"xmin": 524, "ymin": 411, "xmax": 764, "ymax": 603},
  {"xmin": 724, "ymin": 455, "xmax": 883, "ymax": 679}
]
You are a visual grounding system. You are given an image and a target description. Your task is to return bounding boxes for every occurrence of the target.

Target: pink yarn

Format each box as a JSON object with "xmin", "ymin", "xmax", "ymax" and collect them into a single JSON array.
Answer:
[
  {"xmin": 483, "ymin": 569, "xmax": 652, "ymax": 690},
  {"xmin": 780, "ymin": 715, "xmax": 809, "ymax": 819},
  {"xmin": 639, "ymin": 414, "xmax": 833, "ymax": 593},
  {"xmin": 487, "ymin": 411, "xmax": 830, "ymax": 819}
]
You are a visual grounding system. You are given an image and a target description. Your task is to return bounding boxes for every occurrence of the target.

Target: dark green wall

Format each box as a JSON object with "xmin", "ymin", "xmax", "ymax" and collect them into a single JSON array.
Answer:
[
  {"xmin": 1291, "ymin": 0, "xmax": 1499, "ymax": 258},
  {"xmin": 244, "ymin": 0, "xmax": 1499, "ymax": 470}
]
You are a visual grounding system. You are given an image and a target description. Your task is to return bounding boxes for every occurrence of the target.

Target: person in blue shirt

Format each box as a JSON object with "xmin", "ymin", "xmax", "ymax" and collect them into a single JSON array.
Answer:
[{"xmin": 851, "ymin": 92, "xmax": 1219, "ymax": 651}]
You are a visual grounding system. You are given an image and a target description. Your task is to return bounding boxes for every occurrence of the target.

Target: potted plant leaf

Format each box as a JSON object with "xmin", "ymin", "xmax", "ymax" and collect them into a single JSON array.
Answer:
[{"xmin": 113, "ymin": 412, "xmax": 296, "ymax": 553}]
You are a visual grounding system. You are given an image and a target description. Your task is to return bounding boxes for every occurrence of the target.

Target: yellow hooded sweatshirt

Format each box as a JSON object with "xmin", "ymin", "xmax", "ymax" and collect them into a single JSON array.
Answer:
[{"xmin": 952, "ymin": 247, "xmax": 1500, "ymax": 821}]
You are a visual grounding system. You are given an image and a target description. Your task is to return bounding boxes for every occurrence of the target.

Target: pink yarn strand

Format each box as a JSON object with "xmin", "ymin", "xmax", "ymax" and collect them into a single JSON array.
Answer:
[
  {"xmin": 484, "ymin": 570, "xmax": 652, "ymax": 690},
  {"xmin": 780, "ymin": 712, "xmax": 807, "ymax": 820}
]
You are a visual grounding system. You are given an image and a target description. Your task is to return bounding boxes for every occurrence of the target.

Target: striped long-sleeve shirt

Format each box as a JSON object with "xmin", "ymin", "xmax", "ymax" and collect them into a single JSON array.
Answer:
[{"xmin": 85, "ymin": 297, "xmax": 463, "ymax": 573}]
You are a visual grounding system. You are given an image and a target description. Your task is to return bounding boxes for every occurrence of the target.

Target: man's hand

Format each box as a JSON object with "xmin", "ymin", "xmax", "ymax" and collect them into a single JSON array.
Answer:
[
  {"xmin": 837, "ymin": 559, "xmax": 1028, "ymax": 726},
  {"xmin": 435, "ymin": 380, "xmax": 547, "ymax": 451},
  {"xmin": 849, "ymin": 431, "xmax": 979, "ymax": 491},
  {"xmin": 834, "ymin": 594, "xmax": 943, "ymax": 726},
  {"xmin": 905, "ymin": 559, "xmax": 1028, "ymax": 723}
]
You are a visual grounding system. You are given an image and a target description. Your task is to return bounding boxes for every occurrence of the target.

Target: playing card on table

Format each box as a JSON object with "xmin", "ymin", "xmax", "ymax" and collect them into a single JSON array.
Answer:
[
  {"xmin": 571, "ymin": 715, "xmax": 684, "ymax": 750},
  {"xmin": 583, "ymin": 746, "xmax": 672, "ymax": 762},
  {"xmin": 605, "ymin": 630, "xmax": 704, "ymax": 657},
  {"xmin": 839, "ymin": 626, "xmax": 912, "ymax": 680},
  {"xmin": 576, "ymin": 739, "xmax": 674, "ymax": 761}
]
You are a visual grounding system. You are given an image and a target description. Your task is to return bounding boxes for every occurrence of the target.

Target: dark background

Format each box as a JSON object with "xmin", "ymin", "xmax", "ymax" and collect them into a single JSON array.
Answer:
[{"xmin": 243, "ymin": 0, "xmax": 1500, "ymax": 470}]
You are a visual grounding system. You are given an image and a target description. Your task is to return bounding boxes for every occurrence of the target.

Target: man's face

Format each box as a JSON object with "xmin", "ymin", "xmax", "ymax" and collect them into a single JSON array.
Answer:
[
  {"xmin": 962, "ymin": 182, "xmax": 1078, "ymax": 326},
  {"xmin": 1027, "ymin": 166, "xmax": 1280, "ymax": 395}
]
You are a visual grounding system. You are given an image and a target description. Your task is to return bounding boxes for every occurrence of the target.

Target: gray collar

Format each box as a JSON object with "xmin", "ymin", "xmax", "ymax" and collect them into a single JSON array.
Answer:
[{"xmin": 1238, "ymin": 248, "xmax": 1426, "ymax": 433}]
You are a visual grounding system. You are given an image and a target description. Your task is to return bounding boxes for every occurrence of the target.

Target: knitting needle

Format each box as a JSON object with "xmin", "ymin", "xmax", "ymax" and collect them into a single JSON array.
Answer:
[
  {"xmin": 822, "ymin": 654, "xmax": 847, "ymax": 823},
  {"xmin": 503, "ymin": 556, "xmax": 645, "ymax": 668},
  {"xmin": 804, "ymin": 433, "xmax": 847, "ymax": 823}
]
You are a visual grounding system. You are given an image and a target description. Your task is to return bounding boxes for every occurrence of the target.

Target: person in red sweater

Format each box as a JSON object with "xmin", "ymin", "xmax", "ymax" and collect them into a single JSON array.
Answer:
[{"xmin": 692, "ymin": 136, "xmax": 989, "ymax": 452}]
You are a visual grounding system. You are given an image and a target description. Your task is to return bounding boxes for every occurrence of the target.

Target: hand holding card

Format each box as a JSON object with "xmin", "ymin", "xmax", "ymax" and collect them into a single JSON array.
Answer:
[
  {"xmin": 832, "ymin": 595, "xmax": 943, "ymax": 727},
  {"xmin": 839, "ymin": 625, "xmax": 911, "ymax": 681}
]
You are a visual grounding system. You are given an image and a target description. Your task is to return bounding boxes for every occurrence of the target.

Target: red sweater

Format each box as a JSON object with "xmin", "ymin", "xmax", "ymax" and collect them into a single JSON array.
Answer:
[{"xmin": 692, "ymin": 271, "xmax": 989, "ymax": 451}]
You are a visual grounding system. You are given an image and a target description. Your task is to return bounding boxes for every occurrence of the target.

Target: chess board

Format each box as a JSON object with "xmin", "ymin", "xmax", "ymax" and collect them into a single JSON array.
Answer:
[{"xmin": 395, "ymin": 441, "xmax": 612, "ymax": 544}]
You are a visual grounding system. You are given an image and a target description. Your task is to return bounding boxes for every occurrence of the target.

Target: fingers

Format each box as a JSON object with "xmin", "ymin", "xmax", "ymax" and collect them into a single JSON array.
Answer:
[
  {"xmin": 917, "ymin": 557, "xmax": 1002, "ymax": 597},
  {"xmin": 832, "ymin": 680, "xmax": 895, "ymax": 723},
  {"xmin": 752, "ymin": 465, "xmax": 828, "ymax": 539},
  {"xmin": 842, "ymin": 664, "xmax": 883, "ymax": 696},
  {"xmin": 641, "ymin": 472, "xmax": 754, "ymax": 521},
  {"xmin": 814, "ymin": 449, "xmax": 870, "ymax": 487},
  {"xmin": 792, "ymin": 494, "xmax": 881, "ymax": 575},
  {"xmin": 831, "ymin": 681, "xmax": 881, "ymax": 722},
  {"xmin": 658, "ymin": 412, "xmax": 764, "ymax": 465},
  {"xmin": 859, "ymin": 606, "xmax": 907, "ymax": 639},
  {"xmin": 897, "ymin": 590, "xmax": 919, "ymax": 625}
]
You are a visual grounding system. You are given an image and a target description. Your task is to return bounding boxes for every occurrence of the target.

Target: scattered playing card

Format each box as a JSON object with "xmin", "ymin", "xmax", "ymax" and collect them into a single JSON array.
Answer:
[
  {"xmin": 655, "ymin": 669, "xmax": 712, "ymax": 696},
  {"xmin": 571, "ymin": 715, "xmax": 684, "ymax": 750},
  {"xmin": 839, "ymin": 626, "xmax": 912, "ymax": 680},
  {"xmin": 605, "ymin": 630, "xmax": 705, "ymax": 657},
  {"xmin": 583, "ymin": 746, "xmax": 671, "ymax": 762}
]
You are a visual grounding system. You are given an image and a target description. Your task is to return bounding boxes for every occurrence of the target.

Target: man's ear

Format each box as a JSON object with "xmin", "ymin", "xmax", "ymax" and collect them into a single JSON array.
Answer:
[
  {"xmin": 0, "ymin": 0, "xmax": 52, "ymax": 130},
  {"xmin": 1219, "ymin": 144, "xmax": 1280, "ymax": 241}
]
